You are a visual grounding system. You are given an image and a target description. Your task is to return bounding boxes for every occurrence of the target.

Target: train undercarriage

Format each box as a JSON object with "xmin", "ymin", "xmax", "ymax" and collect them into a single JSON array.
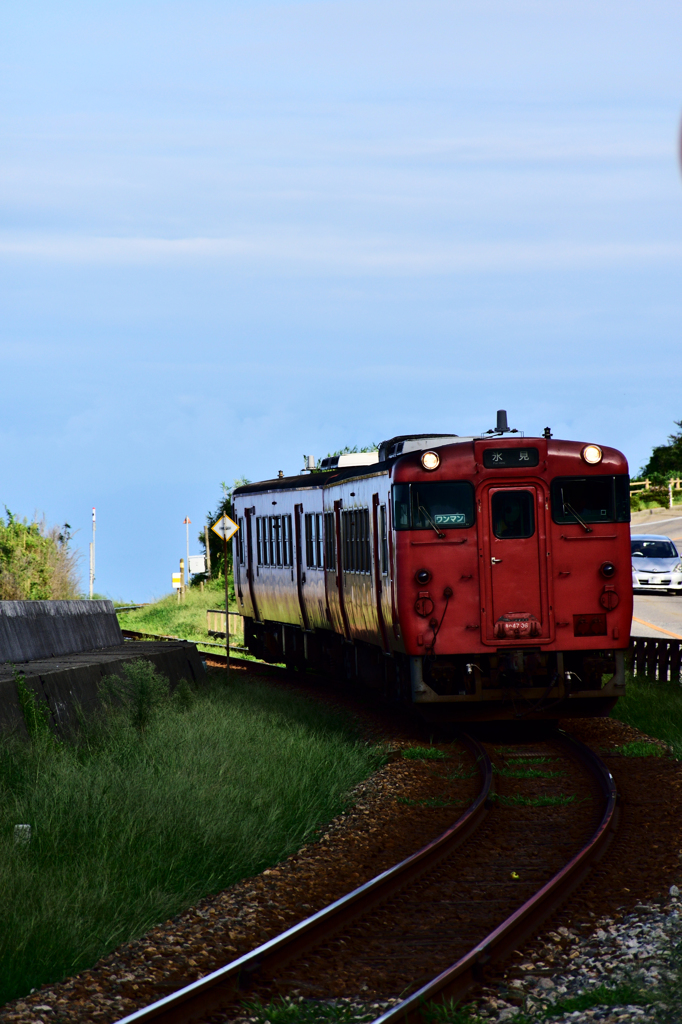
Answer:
[{"xmin": 243, "ymin": 617, "xmax": 625, "ymax": 722}]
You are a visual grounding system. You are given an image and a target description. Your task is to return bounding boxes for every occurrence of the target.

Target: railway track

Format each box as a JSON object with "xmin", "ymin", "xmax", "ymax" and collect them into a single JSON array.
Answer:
[{"xmin": 115, "ymin": 728, "xmax": 617, "ymax": 1024}]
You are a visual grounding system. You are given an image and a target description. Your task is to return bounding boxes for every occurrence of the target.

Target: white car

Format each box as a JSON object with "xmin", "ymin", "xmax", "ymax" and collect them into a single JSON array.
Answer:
[{"xmin": 631, "ymin": 534, "xmax": 682, "ymax": 593}]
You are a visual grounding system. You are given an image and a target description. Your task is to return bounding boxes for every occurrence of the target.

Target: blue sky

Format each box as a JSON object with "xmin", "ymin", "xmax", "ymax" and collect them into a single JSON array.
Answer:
[{"xmin": 1, "ymin": 0, "xmax": 681, "ymax": 601}]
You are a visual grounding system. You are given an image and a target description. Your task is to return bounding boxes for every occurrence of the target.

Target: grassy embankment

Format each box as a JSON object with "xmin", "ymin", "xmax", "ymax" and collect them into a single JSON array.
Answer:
[
  {"xmin": 0, "ymin": 661, "xmax": 383, "ymax": 1006},
  {"xmin": 117, "ymin": 577, "xmax": 248, "ymax": 655},
  {"xmin": 611, "ymin": 669, "xmax": 682, "ymax": 758}
]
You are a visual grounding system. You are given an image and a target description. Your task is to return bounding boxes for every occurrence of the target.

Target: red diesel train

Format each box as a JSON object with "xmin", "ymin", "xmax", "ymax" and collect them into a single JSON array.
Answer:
[{"xmin": 232, "ymin": 413, "xmax": 632, "ymax": 720}]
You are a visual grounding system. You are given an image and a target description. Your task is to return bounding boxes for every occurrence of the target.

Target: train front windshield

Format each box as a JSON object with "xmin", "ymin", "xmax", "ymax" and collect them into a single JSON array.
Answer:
[
  {"xmin": 393, "ymin": 482, "xmax": 475, "ymax": 530},
  {"xmin": 550, "ymin": 475, "xmax": 630, "ymax": 524}
]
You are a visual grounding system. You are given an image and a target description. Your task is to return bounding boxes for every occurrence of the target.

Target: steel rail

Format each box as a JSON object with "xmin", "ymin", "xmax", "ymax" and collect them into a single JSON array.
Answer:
[
  {"xmin": 115, "ymin": 735, "xmax": 493, "ymax": 1024},
  {"xmin": 368, "ymin": 730, "xmax": 619, "ymax": 1024},
  {"xmin": 120, "ymin": 628, "xmax": 249, "ymax": 653}
]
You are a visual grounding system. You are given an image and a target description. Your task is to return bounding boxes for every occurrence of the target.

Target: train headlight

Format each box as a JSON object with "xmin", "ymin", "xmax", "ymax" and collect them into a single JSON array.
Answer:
[
  {"xmin": 421, "ymin": 451, "xmax": 440, "ymax": 471},
  {"xmin": 600, "ymin": 562, "xmax": 616, "ymax": 578},
  {"xmin": 581, "ymin": 444, "xmax": 603, "ymax": 465}
]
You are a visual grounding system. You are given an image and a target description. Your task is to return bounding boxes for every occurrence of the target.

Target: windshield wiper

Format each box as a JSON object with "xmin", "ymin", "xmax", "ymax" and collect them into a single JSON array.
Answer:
[
  {"xmin": 416, "ymin": 497, "xmax": 445, "ymax": 539},
  {"xmin": 561, "ymin": 490, "xmax": 592, "ymax": 533}
]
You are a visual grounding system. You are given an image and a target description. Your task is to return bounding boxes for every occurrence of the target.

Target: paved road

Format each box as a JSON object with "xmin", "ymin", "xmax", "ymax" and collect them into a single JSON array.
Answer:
[{"xmin": 630, "ymin": 508, "xmax": 682, "ymax": 639}]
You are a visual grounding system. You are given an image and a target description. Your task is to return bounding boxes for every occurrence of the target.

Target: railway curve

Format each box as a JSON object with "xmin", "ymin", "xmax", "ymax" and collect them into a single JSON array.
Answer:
[
  {"xmin": 113, "ymin": 730, "xmax": 617, "ymax": 1024},
  {"xmin": 369, "ymin": 732, "xmax": 617, "ymax": 1023}
]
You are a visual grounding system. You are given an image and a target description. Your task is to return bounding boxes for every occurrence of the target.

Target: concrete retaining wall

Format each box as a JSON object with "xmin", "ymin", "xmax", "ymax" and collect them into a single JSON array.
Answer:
[
  {"xmin": 0, "ymin": 600, "xmax": 123, "ymax": 663},
  {"xmin": 0, "ymin": 640, "xmax": 206, "ymax": 739}
]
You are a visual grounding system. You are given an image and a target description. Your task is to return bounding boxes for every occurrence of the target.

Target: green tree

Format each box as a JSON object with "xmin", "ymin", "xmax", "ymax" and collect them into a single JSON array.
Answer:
[
  {"xmin": 197, "ymin": 478, "xmax": 250, "ymax": 580},
  {"xmin": 640, "ymin": 420, "xmax": 682, "ymax": 480},
  {"xmin": 0, "ymin": 510, "xmax": 80, "ymax": 600}
]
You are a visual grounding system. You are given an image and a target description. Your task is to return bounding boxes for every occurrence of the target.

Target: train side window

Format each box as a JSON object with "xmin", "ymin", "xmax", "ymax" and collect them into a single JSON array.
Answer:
[
  {"xmin": 356, "ymin": 511, "xmax": 364, "ymax": 572},
  {"xmin": 362, "ymin": 509, "xmax": 370, "ymax": 572},
  {"xmin": 262, "ymin": 516, "xmax": 270, "ymax": 566},
  {"xmin": 392, "ymin": 482, "xmax": 474, "ymax": 530},
  {"xmin": 380, "ymin": 505, "xmax": 388, "ymax": 574},
  {"xmin": 491, "ymin": 490, "xmax": 535, "ymax": 539},
  {"xmin": 324, "ymin": 512, "xmax": 336, "ymax": 570},
  {"xmin": 341, "ymin": 509, "xmax": 370, "ymax": 573},
  {"xmin": 351, "ymin": 511, "xmax": 358, "ymax": 571},
  {"xmin": 315, "ymin": 513, "xmax": 323, "ymax": 567},
  {"xmin": 271, "ymin": 515, "xmax": 282, "ymax": 566},
  {"xmin": 343, "ymin": 511, "xmax": 350, "ymax": 570},
  {"xmin": 266, "ymin": 517, "xmax": 273, "ymax": 565},
  {"xmin": 342, "ymin": 510, "xmax": 352, "ymax": 571},
  {"xmin": 393, "ymin": 484, "xmax": 411, "ymax": 529},
  {"xmin": 305, "ymin": 513, "xmax": 314, "ymax": 567},
  {"xmin": 256, "ymin": 517, "xmax": 263, "ymax": 565},
  {"xmin": 282, "ymin": 515, "xmax": 292, "ymax": 566},
  {"xmin": 238, "ymin": 518, "xmax": 244, "ymax": 564}
]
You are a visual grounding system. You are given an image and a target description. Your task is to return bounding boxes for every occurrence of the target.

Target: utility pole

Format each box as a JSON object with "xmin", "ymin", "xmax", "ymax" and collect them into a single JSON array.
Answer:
[
  {"xmin": 89, "ymin": 507, "xmax": 96, "ymax": 599},
  {"xmin": 183, "ymin": 517, "xmax": 191, "ymax": 587},
  {"xmin": 205, "ymin": 525, "xmax": 211, "ymax": 578}
]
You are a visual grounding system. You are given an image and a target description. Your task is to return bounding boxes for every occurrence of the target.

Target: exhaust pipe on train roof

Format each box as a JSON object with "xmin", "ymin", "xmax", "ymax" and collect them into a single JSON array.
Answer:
[{"xmin": 485, "ymin": 409, "xmax": 519, "ymax": 436}]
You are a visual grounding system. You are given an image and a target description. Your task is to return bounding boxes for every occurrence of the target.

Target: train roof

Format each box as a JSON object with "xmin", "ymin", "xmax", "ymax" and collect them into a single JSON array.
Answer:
[
  {"xmin": 232, "ymin": 427, "xmax": 624, "ymax": 498},
  {"xmin": 233, "ymin": 432, "xmax": 508, "ymax": 496},
  {"xmin": 234, "ymin": 432, "xmax": 470, "ymax": 496},
  {"xmin": 232, "ymin": 464, "xmax": 390, "ymax": 497}
]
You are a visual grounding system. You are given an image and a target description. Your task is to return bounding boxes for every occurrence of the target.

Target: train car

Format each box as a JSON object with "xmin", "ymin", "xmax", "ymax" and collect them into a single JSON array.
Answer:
[{"xmin": 231, "ymin": 413, "xmax": 632, "ymax": 721}]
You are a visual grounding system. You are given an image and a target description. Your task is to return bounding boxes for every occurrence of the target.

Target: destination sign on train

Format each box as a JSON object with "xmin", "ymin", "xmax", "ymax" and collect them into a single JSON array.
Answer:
[{"xmin": 482, "ymin": 447, "xmax": 539, "ymax": 468}]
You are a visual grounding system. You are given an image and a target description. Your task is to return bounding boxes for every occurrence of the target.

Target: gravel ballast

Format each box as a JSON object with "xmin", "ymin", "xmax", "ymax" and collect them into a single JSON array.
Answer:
[{"xmin": 1, "ymin": 708, "xmax": 681, "ymax": 1024}]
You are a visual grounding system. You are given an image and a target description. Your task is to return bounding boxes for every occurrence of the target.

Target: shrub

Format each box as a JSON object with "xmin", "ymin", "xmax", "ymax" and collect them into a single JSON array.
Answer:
[
  {"xmin": 0, "ymin": 511, "xmax": 80, "ymax": 600},
  {"xmin": 103, "ymin": 659, "xmax": 172, "ymax": 732},
  {"xmin": 13, "ymin": 670, "xmax": 52, "ymax": 742},
  {"xmin": 630, "ymin": 487, "xmax": 670, "ymax": 511}
]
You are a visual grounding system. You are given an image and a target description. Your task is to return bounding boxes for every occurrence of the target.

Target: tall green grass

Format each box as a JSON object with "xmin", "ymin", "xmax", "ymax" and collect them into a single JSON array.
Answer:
[
  {"xmin": 611, "ymin": 670, "xmax": 682, "ymax": 758},
  {"xmin": 0, "ymin": 665, "xmax": 382, "ymax": 1005},
  {"xmin": 117, "ymin": 577, "xmax": 244, "ymax": 652}
]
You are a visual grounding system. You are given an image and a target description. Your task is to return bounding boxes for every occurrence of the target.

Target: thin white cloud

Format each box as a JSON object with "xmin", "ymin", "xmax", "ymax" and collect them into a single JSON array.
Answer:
[{"xmin": 1, "ymin": 233, "xmax": 681, "ymax": 273}]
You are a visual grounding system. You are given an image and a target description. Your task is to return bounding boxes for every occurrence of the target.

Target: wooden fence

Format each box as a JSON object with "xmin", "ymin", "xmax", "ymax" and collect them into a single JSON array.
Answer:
[
  {"xmin": 206, "ymin": 609, "xmax": 244, "ymax": 639},
  {"xmin": 630, "ymin": 636, "xmax": 682, "ymax": 683},
  {"xmin": 630, "ymin": 477, "xmax": 681, "ymax": 493}
]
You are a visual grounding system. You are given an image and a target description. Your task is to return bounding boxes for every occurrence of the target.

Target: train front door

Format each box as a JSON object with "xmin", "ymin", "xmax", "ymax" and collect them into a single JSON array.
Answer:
[{"xmin": 480, "ymin": 484, "xmax": 552, "ymax": 644}]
